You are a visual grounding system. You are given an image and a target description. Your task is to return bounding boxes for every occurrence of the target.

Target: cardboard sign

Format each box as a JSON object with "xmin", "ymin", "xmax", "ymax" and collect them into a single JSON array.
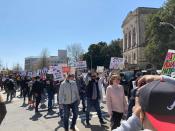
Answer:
[
  {"xmin": 53, "ymin": 67, "xmax": 64, "ymax": 81},
  {"xmin": 162, "ymin": 49, "xmax": 175, "ymax": 76},
  {"xmin": 97, "ymin": 66, "xmax": 104, "ymax": 73},
  {"xmin": 48, "ymin": 66, "xmax": 64, "ymax": 81},
  {"xmin": 76, "ymin": 61, "xmax": 87, "ymax": 68},
  {"xmin": 109, "ymin": 57, "xmax": 125, "ymax": 70}
]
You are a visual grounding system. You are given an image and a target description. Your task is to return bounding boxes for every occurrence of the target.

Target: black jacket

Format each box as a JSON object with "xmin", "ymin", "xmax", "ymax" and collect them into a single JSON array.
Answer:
[
  {"xmin": 0, "ymin": 95, "xmax": 7, "ymax": 125},
  {"xmin": 86, "ymin": 79, "xmax": 100, "ymax": 100},
  {"xmin": 31, "ymin": 81, "xmax": 43, "ymax": 95},
  {"xmin": 6, "ymin": 80, "xmax": 14, "ymax": 91}
]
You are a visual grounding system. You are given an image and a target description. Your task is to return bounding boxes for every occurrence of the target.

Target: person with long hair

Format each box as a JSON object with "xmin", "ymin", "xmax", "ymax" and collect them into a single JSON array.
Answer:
[{"xmin": 106, "ymin": 74, "xmax": 128, "ymax": 130}]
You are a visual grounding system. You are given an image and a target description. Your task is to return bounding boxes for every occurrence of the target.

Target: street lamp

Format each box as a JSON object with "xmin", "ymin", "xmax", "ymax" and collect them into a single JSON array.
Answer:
[
  {"xmin": 86, "ymin": 54, "xmax": 92, "ymax": 71},
  {"xmin": 160, "ymin": 22, "xmax": 175, "ymax": 29}
]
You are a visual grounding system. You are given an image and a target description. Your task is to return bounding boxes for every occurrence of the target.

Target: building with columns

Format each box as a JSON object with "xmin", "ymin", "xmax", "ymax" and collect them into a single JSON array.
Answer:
[{"xmin": 122, "ymin": 7, "xmax": 158, "ymax": 69}]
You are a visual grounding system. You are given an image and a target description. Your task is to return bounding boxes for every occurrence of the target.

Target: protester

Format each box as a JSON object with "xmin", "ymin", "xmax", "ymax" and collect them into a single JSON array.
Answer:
[
  {"xmin": 127, "ymin": 72, "xmax": 142, "ymax": 118},
  {"xmin": 22, "ymin": 76, "xmax": 30, "ymax": 104},
  {"xmin": 59, "ymin": 74, "xmax": 80, "ymax": 131},
  {"xmin": 54, "ymin": 80, "xmax": 64, "ymax": 121},
  {"xmin": 103, "ymin": 74, "xmax": 109, "ymax": 94},
  {"xmin": 0, "ymin": 76, "xmax": 3, "ymax": 91},
  {"xmin": 31, "ymin": 76, "xmax": 43, "ymax": 114},
  {"xmin": 76, "ymin": 74, "xmax": 86, "ymax": 112},
  {"xmin": 113, "ymin": 78, "xmax": 175, "ymax": 131},
  {"xmin": 106, "ymin": 74, "xmax": 128, "ymax": 130},
  {"xmin": 28, "ymin": 78, "xmax": 34, "ymax": 107},
  {"xmin": 5, "ymin": 77, "xmax": 15, "ymax": 102},
  {"xmin": 86, "ymin": 72, "xmax": 106, "ymax": 126},
  {"xmin": 46, "ymin": 78, "xmax": 55, "ymax": 112},
  {"xmin": 0, "ymin": 94, "xmax": 7, "ymax": 125}
]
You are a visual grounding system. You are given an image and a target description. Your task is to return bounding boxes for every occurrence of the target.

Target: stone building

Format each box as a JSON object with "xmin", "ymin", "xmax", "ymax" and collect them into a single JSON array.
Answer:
[{"xmin": 122, "ymin": 7, "xmax": 158, "ymax": 69}]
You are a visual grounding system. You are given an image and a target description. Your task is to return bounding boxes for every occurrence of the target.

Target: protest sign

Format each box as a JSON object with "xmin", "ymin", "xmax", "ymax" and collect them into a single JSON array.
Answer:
[
  {"xmin": 48, "ymin": 66, "xmax": 64, "ymax": 81},
  {"xmin": 76, "ymin": 61, "xmax": 87, "ymax": 68},
  {"xmin": 162, "ymin": 49, "xmax": 175, "ymax": 76},
  {"xmin": 27, "ymin": 72, "xmax": 33, "ymax": 77},
  {"xmin": 109, "ymin": 57, "xmax": 125, "ymax": 70},
  {"xmin": 62, "ymin": 67, "xmax": 70, "ymax": 73},
  {"xmin": 53, "ymin": 66, "xmax": 64, "ymax": 81},
  {"xmin": 97, "ymin": 66, "xmax": 104, "ymax": 73}
]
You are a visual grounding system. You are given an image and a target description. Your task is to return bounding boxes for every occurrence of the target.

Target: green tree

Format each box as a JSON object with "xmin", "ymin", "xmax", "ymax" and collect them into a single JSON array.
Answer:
[
  {"xmin": 145, "ymin": 0, "xmax": 175, "ymax": 69},
  {"xmin": 83, "ymin": 40, "xmax": 122, "ymax": 69}
]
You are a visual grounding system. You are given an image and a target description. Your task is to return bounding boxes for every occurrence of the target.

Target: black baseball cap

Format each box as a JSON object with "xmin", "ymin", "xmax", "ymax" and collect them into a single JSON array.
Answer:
[{"xmin": 139, "ymin": 81, "xmax": 175, "ymax": 131}]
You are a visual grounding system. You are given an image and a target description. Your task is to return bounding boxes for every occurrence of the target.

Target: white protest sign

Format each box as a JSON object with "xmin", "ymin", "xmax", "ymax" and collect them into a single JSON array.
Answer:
[
  {"xmin": 97, "ymin": 66, "xmax": 104, "ymax": 73},
  {"xmin": 76, "ymin": 61, "xmax": 87, "ymax": 68},
  {"xmin": 48, "ymin": 66, "xmax": 64, "ymax": 81},
  {"xmin": 53, "ymin": 66, "xmax": 64, "ymax": 81},
  {"xmin": 109, "ymin": 57, "xmax": 125, "ymax": 70},
  {"xmin": 27, "ymin": 72, "xmax": 33, "ymax": 77},
  {"xmin": 20, "ymin": 71, "xmax": 26, "ymax": 76}
]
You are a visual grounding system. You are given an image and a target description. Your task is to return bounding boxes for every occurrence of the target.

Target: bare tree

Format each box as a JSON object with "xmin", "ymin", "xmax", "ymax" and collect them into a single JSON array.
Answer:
[
  {"xmin": 13, "ymin": 63, "xmax": 22, "ymax": 71},
  {"xmin": 67, "ymin": 43, "xmax": 84, "ymax": 65},
  {"xmin": 37, "ymin": 48, "xmax": 50, "ymax": 69}
]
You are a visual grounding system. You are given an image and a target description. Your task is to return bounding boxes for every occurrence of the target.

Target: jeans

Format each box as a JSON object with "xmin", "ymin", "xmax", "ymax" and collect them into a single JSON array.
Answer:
[
  {"xmin": 86, "ymin": 99, "xmax": 103, "ymax": 122},
  {"xmin": 48, "ymin": 91, "xmax": 54, "ymax": 110},
  {"xmin": 127, "ymin": 89, "xmax": 137, "ymax": 119},
  {"xmin": 63, "ymin": 100, "xmax": 79, "ymax": 130},
  {"xmin": 80, "ymin": 94, "xmax": 86, "ymax": 110}
]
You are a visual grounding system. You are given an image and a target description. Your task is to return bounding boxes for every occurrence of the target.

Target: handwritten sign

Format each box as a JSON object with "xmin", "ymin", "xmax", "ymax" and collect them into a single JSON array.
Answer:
[
  {"xmin": 109, "ymin": 57, "xmax": 124, "ymax": 70},
  {"xmin": 76, "ymin": 61, "xmax": 87, "ymax": 68},
  {"xmin": 162, "ymin": 49, "xmax": 175, "ymax": 76},
  {"xmin": 48, "ymin": 66, "xmax": 64, "ymax": 81},
  {"xmin": 97, "ymin": 66, "xmax": 104, "ymax": 73}
]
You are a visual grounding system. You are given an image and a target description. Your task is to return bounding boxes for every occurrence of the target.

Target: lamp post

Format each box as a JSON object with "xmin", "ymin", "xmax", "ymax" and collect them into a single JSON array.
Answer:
[
  {"xmin": 160, "ymin": 22, "xmax": 175, "ymax": 29},
  {"xmin": 86, "ymin": 54, "xmax": 92, "ymax": 71}
]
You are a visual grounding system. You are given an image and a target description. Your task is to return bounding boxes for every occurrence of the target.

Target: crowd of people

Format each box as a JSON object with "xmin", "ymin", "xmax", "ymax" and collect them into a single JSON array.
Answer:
[{"xmin": 0, "ymin": 70, "xmax": 175, "ymax": 131}]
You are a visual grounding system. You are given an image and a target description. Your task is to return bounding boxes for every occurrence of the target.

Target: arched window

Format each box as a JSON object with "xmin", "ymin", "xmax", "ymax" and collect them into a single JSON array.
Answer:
[{"xmin": 132, "ymin": 28, "xmax": 136, "ymax": 47}]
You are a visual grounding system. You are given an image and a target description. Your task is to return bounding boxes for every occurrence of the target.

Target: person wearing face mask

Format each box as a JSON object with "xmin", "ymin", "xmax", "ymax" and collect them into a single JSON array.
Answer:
[
  {"xmin": 59, "ymin": 74, "xmax": 80, "ymax": 131},
  {"xmin": 106, "ymin": 74, "xmax": 128, "ymax": 130},
  {"xmin": 86, "ymin": 72, "xmax": 107, "ymax": 126}
]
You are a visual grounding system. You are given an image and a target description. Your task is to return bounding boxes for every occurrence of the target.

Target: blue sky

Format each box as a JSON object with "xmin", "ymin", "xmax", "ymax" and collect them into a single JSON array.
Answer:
[{"xmin": 0, "ymin": 0, "xmax": 165, "ymax": 69}]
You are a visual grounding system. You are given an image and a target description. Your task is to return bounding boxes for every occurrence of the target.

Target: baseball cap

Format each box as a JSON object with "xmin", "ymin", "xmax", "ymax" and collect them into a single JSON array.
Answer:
[{"xmin": 139, "ymin": 80, "xmax": 175, "ymax": 131}]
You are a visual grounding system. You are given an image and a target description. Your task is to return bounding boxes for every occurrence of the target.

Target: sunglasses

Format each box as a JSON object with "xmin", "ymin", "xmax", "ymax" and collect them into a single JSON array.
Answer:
[{"xmin": 91, "ymin": 76, "xmax": 96, "ymax": 77}]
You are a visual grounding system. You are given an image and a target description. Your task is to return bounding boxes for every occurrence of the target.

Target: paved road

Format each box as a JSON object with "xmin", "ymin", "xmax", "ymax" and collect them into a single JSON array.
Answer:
[{"xmin": 0, "ymin": 90, "xmax": 111, "ymax": 131}]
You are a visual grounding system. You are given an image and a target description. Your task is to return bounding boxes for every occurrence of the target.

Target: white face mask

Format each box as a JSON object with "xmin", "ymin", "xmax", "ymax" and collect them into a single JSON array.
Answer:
[{"xmin": 88, "ymin": 77, "xmax": 91, "ymax": 81}]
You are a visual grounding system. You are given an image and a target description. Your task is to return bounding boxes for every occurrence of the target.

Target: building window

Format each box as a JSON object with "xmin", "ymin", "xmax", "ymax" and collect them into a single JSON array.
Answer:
[
  {"xmin": 132, "ymin": 28, "xmax": 136, "ymax": 47},
  {"xmin": 133, "ymin": 53, "xmax": 136, "ymax": 60},
  {"xmin": 125, "ymin": 56, "xmax": 127, "ymax": 63},
  {"xmin": 125, "ymin": 34, "xmax": 127, "ymax": 50},
  {"xmin": 128, "ymin": 31, "xmax": 131, "ymax": 48}
]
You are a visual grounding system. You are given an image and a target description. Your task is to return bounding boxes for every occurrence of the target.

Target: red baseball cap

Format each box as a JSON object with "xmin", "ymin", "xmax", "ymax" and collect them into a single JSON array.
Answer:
[
  {"xmin": 139, "ymin": 81, "xmax": 175, "ymax": 131},
  {"xmin": 146, "ymin": 113, "xmax": 175, "ymax": 131}
]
